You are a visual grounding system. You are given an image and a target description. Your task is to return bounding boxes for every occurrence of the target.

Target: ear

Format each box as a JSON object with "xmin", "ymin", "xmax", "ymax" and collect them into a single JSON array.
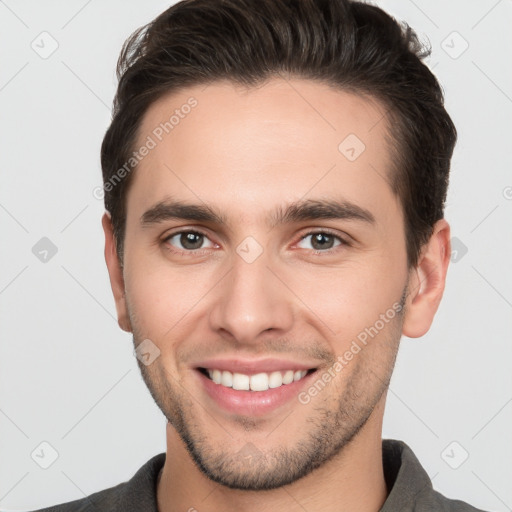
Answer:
[
  {"xmin": 102, "ymin": 213, "xmax": 132, "ymax": 333},
  {"xmin": 402, "ymin": 219, "xmax": 451, "ymax": 338}
]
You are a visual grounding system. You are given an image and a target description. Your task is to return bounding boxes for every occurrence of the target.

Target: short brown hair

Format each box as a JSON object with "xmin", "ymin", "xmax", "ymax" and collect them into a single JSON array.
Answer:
[{"xmin": 100, "ymin": 0, "xmax": 457, "ymax": 267}]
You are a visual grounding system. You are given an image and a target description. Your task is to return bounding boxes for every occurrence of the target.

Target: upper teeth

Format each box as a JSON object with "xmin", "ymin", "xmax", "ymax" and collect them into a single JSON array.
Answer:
[{"xmin": 207, "ymin": 369, "xmax": 308, "ymax": 391}]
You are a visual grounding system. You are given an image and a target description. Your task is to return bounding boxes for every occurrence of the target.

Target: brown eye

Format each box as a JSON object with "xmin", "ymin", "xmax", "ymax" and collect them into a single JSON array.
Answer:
[
  {"xmin": 297, "ymin": 231, "xmax": 344, "ymax": 252},
  {"xmin": 165, "ymin": 231, "xmax": 214, "ymax": 252}
]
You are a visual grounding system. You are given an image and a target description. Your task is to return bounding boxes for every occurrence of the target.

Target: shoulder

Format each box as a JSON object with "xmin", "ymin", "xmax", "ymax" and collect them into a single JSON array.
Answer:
[
  {"xmin": 26, "ymin": 483, "xmax": 125, "ymax": 512},
  {"xmin": 381, "ymin": 439, "xmax": 489, "ymax": 512},
  {"xmin": 26, "ymin": 453, "xmax": 166, "ymax": 512},
  {"xmin": 414, "ymin": 487, "xmax": 489, "ymax": 512}
]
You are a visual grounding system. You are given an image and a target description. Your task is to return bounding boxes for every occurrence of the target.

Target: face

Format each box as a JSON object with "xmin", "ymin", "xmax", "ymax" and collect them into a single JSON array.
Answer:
[{"xmin": 109, "ymin": 78, "xmax": 413, "ymax": 489}]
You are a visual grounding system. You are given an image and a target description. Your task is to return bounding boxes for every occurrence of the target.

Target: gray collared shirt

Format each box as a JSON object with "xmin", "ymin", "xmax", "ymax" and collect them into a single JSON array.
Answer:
[{"xmin": 28, "ymin": 439, "xmax": 488, "ymax": 511}]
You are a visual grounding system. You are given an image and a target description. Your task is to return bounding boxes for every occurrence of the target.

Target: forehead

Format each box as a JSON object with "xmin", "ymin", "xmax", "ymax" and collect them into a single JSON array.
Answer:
[{"xmin": 126, "ymin": 78, "xmax": 398, "ymax": 227}]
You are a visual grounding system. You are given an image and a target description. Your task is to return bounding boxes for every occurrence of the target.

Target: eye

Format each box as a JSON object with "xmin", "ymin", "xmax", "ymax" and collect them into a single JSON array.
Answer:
[
  {"xmin": 162, "ymin": 229, "xmax": 347, "ymax": 256},
  {"xmin": 164, "ymin": 230, "xmax": 215, "ymax": 252},
  {"xmin": 296, "ymin": 231, "xmax": 345, "ymax": 252}
]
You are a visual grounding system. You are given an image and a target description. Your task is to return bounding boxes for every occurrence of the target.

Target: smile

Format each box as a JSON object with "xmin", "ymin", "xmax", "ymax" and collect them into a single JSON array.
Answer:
[
  {"xmin": 201, "ymin": 368, "xmax": 310, "ymax": 392},
  {"xmin": 195, "ymin": 361, "xmax": 318, "ymax": 416}
]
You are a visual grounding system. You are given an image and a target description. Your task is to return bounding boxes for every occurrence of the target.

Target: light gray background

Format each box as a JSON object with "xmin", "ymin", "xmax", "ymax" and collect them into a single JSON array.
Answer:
[{"xmin": 1, "ymin": 0, "xmax": 511, "ymax": 510}]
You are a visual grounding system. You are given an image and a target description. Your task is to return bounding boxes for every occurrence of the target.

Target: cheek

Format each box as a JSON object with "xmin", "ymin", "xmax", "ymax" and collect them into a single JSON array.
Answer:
[
  {"xmin": 284, "ymin": 255, "xmax": 406, "ymax": 343},
  {"xmin": 124, "ymin": 258, "xmax": 217, "ymax": 342}
]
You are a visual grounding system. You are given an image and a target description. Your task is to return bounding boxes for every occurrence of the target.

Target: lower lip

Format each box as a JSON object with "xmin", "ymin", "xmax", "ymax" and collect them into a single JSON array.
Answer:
[{"xmin": 196, "ymin": 370, "xmax": 316, "ymax": 416}]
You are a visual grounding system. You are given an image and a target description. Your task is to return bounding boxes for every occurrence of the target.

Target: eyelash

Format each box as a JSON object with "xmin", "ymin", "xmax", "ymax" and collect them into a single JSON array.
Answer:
[{"xmin": 162, "ymin": 229, "xmax": 349, "ymax": 256}]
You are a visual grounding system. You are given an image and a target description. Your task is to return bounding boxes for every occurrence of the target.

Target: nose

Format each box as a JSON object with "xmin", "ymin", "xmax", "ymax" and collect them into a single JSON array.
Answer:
[{"xmin": 208, "ymin": 250, "xmax": 295, "ymax": 346}]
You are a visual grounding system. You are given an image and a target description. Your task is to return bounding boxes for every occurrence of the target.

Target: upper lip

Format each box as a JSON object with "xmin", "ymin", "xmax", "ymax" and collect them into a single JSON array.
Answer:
[{"xmin": 194, "ymin": 358, "xmax": 318, "ymax": 375}]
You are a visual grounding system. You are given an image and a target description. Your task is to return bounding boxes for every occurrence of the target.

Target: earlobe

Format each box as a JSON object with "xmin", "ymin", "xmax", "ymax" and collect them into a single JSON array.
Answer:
[
  {"xmin": 101, "ymin": 213, "xmax": 132, "ymax": 333},
  {"xmin": 402, "ymin": 219, "xmax": 451, "ymax": 338}
]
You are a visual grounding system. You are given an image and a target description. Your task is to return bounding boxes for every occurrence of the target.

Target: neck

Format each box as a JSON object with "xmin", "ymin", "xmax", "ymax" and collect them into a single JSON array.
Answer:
[{"xmin": 157, "ymin": 400, "xmax": 388, "ymax": 512}]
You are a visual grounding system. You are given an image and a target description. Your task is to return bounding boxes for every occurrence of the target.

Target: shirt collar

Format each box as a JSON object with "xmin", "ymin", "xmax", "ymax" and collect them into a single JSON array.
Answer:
[{"xmin": 380, "ymin": 438, "xmax": 434, "ymax": 511}]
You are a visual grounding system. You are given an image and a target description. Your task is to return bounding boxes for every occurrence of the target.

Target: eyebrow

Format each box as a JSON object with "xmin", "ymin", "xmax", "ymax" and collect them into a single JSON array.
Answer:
[{"xmin": 140, "ymin": 197, "xmax": 375, "ymax": 229}]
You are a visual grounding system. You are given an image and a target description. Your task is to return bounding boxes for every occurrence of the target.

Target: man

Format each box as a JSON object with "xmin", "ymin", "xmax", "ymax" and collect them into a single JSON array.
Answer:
[{"xmin": 30, "ymin": 0, "xmax": 487, "ymax": 510}]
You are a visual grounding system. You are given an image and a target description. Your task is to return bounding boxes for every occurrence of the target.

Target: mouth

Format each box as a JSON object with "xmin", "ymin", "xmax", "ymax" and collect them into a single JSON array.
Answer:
[
  {"xmin": 194, "ymin": 362, "xmax": 319, "ymax": 416},
  {"xmin": 198, "ymin": 367, "xmax": 315, "ymax": 391}
]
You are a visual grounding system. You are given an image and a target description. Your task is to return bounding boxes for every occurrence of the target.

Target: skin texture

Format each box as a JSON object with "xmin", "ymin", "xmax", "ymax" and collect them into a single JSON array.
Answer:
[{"xmin": 103, "ymin": 78, "xmax": 451, "ymax": 512}]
